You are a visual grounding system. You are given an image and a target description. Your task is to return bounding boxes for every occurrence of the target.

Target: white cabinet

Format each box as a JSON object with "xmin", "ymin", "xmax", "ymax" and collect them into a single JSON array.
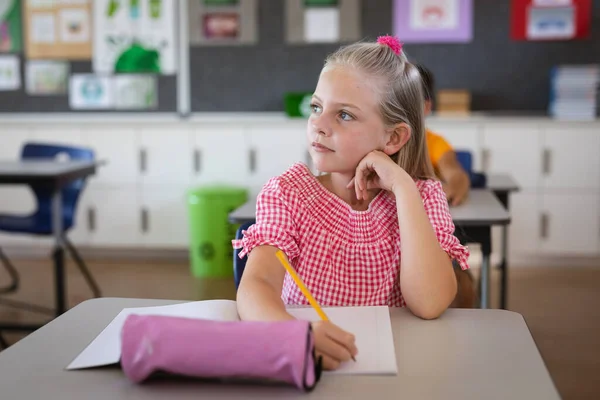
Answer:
[
  {"xmin": 507, "ymin": 192, "xmax": 540, "ymax": 257},
  {"xmin": 30, "ymin": 126, "xmax": 84, "ymax": 147},
  {"xmin": 139, "ymin": 188, "xmax": 189, "ymax": 248},
  {"xmin": 84, "ymin": 127, "xmax": 138, "ymax": 186},
  {"xmin": 193, "ymin": 124, "xmax": 248, "ymax": 187},
  {"xmin": 83, "ymin": 185, "xmax": 140, "ymax": 247},
  {"xmin": 0, "ymin": 126, "xmax": 29, "ymax": 159},
  {"xmin": 0, "ymin": 186, "xmax": 37, "ymax": 246},
  {"xmin": 539, "ymin": 194, "xmax": 599, "ymax": 256},
  {"xmin": 541, "ymin": 125, "xmax": 600, "ymax": 190},
  {"xmin": 246, "ymin": 124, "xmax": 309, "ymax": 191},
  {"xmin": 482, "ymin": 123, "xmax": 541, "ymax": 189},
  {"xmin": 139, "ymin": 127, "xmax": 193, "ymax": 187},
  {"xmin": 426, "ymin": 120, "xmax": 481, "ymax": 170}
]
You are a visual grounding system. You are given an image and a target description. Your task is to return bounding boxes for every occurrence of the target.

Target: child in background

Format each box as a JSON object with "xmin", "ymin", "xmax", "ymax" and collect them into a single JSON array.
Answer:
[
  {"xmin": 233, "ymin": 36, "xmax": 470, "ymax": 371},
  {"xmin": 416, "ymin": 64, "xmax": 471, "ymax": 206}
]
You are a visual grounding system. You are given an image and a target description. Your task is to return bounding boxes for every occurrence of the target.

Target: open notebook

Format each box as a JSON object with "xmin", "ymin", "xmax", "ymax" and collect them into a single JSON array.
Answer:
[{"xmin": 66, "ymin": 300, "xmax": 397, "ymax": 375}]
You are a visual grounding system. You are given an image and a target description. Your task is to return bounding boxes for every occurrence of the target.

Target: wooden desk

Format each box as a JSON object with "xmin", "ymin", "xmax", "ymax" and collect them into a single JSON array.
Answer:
[
  {"xmin": 0, "ymin": 297, "xmax": 560, "ymax": 399},
  {"xmin": 0, "ymin": 160, "xmax": 100, "ymax": 334}
]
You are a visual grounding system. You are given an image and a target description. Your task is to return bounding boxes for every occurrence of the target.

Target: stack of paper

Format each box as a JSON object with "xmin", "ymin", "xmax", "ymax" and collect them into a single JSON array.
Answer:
[{"xmin": 549, "ymin": 65, "xmax": 599, "ymax": 121}]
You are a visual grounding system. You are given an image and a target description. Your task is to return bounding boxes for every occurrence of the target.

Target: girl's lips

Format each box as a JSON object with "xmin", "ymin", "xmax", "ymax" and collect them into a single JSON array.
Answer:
[{"xmin": 312, "ymin": 142, "xmax": 333, "ymax": 152}]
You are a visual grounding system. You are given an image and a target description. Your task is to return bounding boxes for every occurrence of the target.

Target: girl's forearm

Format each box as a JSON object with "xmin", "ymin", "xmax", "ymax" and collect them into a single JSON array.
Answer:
[
  {"xmin": 236, "ymin": 277, "xmax": 295, "ymax": 322},
  {"xmin": 393, "ymin": 176, "xmax": 457, "ymax": 319}
]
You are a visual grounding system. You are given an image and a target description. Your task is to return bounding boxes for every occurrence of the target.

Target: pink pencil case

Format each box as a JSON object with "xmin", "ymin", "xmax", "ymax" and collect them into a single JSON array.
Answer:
[{"xmin": 120, "ymin": 314, "xmax": 322, "ymax": 391}]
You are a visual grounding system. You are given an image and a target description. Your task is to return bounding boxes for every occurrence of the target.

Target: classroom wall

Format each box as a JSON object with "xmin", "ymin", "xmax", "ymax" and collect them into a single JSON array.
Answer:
[{"xmin": 190, "ymin": 0, "xmax": 600, "ymax": 112}]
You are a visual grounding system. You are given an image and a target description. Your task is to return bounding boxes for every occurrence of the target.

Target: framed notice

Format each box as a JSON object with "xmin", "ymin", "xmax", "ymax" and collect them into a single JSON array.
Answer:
[{"xmin": 24, "ymin": 0, "xmax": 92, "ymax": 60}]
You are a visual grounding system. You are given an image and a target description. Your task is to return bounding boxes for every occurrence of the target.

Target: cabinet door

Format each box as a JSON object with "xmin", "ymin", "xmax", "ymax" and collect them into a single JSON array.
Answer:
[
  {"xmin": 506, "ymin": 192, "xmax": 540, "ymax": 258},
  {"xmin": 246, "ymin": 123, "xmax": 309, "ymax": 192},
  {"xmin": 425, "ymin": 120, "xmax": 482, "ymax": 170},
  {"xmin": 83, "ymin": 126, "xmax": 138, "ymax": 187},
  {"xmin": 0, "ymin": 126, "xmax": 30, "ymax": 159},
  {"xmin": 192, "ymin": 124, "xmax": 249, "ymax": 187},
  {"xmin": 482, "ymin": 123, "xmax": 541, "ymax": 189},
  {"xmin": 140, "ymin": 188, "xmax": 189, "ymax": 248},
  {"xmin": 542, "ymin": 125, "xmax": 600, "ymax": 190},
  {"xmin": 540, "ymin": 194, "xmax": 599, "ymax": 256},
  {"xmin": 85, "ymin": 185, "xmax": 141, "ymax": 247},
  {"xmin": 139, "ymin": 127, "xmax": 193, "ymax": 187},
  {"xmin": 0, "ymin": 186, "xmax": 37, "ymax": 246},
  {"xmin": 30, "ymin": 126, "xmax": 84, "ymax": 147}
]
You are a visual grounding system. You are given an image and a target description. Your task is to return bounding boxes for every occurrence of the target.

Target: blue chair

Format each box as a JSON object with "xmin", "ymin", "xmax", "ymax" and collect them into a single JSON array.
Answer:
[
  {"xmin": 233, "ymin": 221, "xmax": 255, "ymax": 289},
  {"xmin": 454, "ymin": 150, "xmax": 487, "ymax": 188},
  {"xmin": 0, "ymin": 143, "xmax": 101, "ymax": 302}
]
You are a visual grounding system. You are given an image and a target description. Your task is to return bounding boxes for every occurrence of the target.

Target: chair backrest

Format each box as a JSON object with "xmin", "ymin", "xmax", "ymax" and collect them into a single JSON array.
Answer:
[
  {"xmin": 233, "ymin": 221, "xmax": 255, "ymax": 289},
  {"xmin": 21, "ymin": 142, "xmax": 94, "ymax": 230},
  {"xmin": 454, "ymin": 149, "xmax": 486, "ymax": 189}
]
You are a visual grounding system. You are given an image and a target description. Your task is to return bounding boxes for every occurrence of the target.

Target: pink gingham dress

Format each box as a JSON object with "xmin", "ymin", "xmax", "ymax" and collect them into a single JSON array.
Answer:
[{"xmin": 233, "ymin": 163, "xmax": 469, "ymax": 308}]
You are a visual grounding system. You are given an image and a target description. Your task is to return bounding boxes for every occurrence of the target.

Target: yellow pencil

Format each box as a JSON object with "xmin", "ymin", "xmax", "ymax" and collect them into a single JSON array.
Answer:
[{"xmin": 275, "ymin": 250, "xmax": 356, "ymax": 362}]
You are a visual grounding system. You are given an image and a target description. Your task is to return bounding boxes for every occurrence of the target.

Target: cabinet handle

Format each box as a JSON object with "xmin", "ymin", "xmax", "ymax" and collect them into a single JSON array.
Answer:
[
  {"xmin": 193, "ymin": 148, "xmax": 201, "ymax": 174},
  {"xmin": 481, "ymin": 148, "xmax": 490, "ymax": 172},
  {"xmin": 87, "ymin": 207, "xmax": 96, "ymax": 232},
  {"xmin": 140, "ymin": 148, "xmax": 147, "ymax": 173},
  {"xmin": 540, "ymin": 213, "xmax": 549, "ymax": 239},
  {"xmin": 249, "ymin": 148, "xmax": 257, "ymax": 173},
  {"xmin": 542, "ymin": 148, "xmax": 551, "ymax": 175},
  {"xmin": 141, "ymin": 208, "xmax": 149, "ymax": 233}
]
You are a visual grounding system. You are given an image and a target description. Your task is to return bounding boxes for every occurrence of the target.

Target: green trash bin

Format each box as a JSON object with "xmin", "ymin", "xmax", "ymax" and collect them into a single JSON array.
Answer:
[{"xmin": 187, "ymin": 185, "xmax": 248, "ymax": 279}]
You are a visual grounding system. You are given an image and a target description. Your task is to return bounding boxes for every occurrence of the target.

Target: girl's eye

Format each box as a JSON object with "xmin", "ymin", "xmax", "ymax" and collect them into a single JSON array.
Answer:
[
  {"xmin": 310, "ymin": 103, "xmax": 322, "ymax": 114},
  {"xmin": 340, "ymin": 111, "xmax": 353, "ymax": 121}
]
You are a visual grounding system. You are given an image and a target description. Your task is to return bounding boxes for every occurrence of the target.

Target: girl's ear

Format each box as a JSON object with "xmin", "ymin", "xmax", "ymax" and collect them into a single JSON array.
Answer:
[{"xmin": 383, "ymin": 123, "xmax": 411, "ymax": 156}]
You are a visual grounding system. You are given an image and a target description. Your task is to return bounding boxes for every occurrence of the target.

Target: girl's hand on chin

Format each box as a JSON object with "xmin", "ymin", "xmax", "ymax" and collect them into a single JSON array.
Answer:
[{"xmin": 346, "ymin": 150, "xmax": 408, "ymax": 200}]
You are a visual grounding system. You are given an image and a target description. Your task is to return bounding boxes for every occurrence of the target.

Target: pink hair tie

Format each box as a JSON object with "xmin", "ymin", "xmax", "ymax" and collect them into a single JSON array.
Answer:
[{"xmin": 377, "ymin": 35, "xmax": 403, "ymax": 55}]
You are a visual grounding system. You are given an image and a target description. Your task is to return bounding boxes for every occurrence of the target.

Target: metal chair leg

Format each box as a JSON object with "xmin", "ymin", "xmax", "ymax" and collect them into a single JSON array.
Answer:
[
  {"xmin": 0, "ymin": 247, "xmax": 19, "ymax": 294},
  {"xmin": 64, "ymin": 237, "xmax": 101, "ymax": 298}
]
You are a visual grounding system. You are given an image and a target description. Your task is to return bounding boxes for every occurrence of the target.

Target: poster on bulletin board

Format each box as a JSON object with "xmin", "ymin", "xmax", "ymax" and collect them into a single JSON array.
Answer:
[
  {"xmin": 24, "ymin": 0, "xmax": 92, "ymax": 60},
  {"xmin": 93, "ymin": 0, "xmax": 177, "ymax": 74},
  {"xmin": 189, "ymin": 0, "xmax": 258, "ymax": 46},
  {"xmin": 285, "ymin": 0, "xmax": 361, "ymax": 44},
  {"xmin": 0, "ymin": 0, "xmax": 23, "ymax": 52},
  {"xmin": 511, "ymin": 0, "xmax": 591, "ymax": 41},
  {"xmin": 393, "ymin": 0, "xmax": 473, "ymax": 43}
]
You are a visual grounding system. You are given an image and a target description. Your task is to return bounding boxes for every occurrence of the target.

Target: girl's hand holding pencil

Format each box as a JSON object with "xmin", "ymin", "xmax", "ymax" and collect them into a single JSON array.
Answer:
[{"xmin": 275, "ymin": 250, "xmax": 358, "ymax": 370}]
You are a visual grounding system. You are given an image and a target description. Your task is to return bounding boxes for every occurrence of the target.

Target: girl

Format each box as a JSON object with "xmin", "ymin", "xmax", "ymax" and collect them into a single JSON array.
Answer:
[{"xmin": 233, "ymin": 36, "xmax": 470, "ymax": 370}]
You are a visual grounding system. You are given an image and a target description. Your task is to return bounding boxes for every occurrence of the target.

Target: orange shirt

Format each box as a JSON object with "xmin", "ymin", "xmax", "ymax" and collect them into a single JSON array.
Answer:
[{"xmin": 426, "ymin": 129, "xmax": 453, "ymax": 169}]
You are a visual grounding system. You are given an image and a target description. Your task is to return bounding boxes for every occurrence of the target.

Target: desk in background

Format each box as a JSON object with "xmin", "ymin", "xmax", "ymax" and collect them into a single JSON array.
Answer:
[
  {"xmin": 0, "ymin": 297, "xmax": 560, "ymax": 399},
  {"xmin": 0, "ymin": 160, "xmax": 100, "ymax": 333},
  {"xmin": 229, "ymin": 189, "xmax": 510, "ymax": 309}
]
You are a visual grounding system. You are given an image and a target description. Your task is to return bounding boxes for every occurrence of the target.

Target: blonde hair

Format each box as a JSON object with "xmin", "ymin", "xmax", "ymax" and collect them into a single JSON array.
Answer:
[{"xmin": 324, "ymin": 41, "xmax": 434, "ymax": 180}]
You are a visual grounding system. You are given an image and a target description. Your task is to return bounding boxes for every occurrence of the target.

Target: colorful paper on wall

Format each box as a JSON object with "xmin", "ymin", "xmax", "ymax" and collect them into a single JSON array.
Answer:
[
  {"xmin": 94, "ymin": 0, "xmax": 177, "ymax": 74},
  {"xmin": 69, "ymin": 74, "xmax": 114, "ymax": 109},
  {"xmin": 0, "ymin": 54, "xmax": 20, "ymax": 90},
  {"xmin": 26, "ymin": 60, "xmax": 69, "ymax": 95},
  {"xmin": 393, "ymin": 0, "xmax": 473, "ymax": 43},
  {"xmin": 0, "ymin": 0, "xmax": 23, "ymax": 52},
  {"xmin": 24, "ymin": 0, "xmax": 92, "ymax": 59},
  {"xmin": 114, "ymin": 74, "xmax": 157, "ymax": 109},
  {"xmin": 510, "ymin": 0, "xmax": 591, "ymax": 41},
  {"xmin": 286, "ymin": 0, "xmax": 360, "ymax": 44},
  {"xmin": 189, "ymin": 0, "xmax": 258, "ymax": 46}
]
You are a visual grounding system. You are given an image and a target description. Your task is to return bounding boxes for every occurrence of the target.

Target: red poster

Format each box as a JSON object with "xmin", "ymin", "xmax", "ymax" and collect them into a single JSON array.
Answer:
[{"xmin": 511, "ymin": 0, "xmax": 591, "ymax": 41}]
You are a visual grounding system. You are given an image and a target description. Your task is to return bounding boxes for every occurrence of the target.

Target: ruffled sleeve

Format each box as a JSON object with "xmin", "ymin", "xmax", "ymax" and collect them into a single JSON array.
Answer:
[
  {"xmin": 231, "ymin": 176, "xmax": 300, "ymax": 261},
  {"xmin": 419, "ymin": 180, "xmax": 470, "ymax": 270}
]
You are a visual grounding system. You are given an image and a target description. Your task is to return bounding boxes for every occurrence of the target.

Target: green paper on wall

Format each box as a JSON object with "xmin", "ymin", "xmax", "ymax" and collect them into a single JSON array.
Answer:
[
  {"xmin": 0, "ymin": 0, "xmax": 23, "ymax": 52},
  {"xmin": 304, "ymin": 0, "xmax": 338, "ymax": 7},
  {"xmin": 204, "ymin": 0, "xmax": 239, "ymax": 5}
]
